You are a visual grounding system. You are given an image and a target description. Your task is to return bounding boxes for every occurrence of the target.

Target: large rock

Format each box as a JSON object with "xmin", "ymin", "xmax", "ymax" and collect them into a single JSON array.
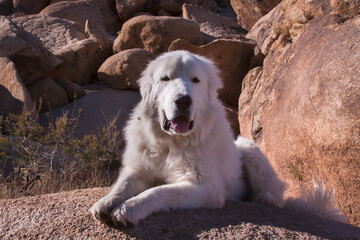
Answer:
[
  {"xmin": 230, "ymin": 0, "xmax": 281, "ymax": 30},
  {"xmin": 280, "ymin": 0, "xmax": 360, "ymax": 39},
  {"xmin": 40, "ymin": 0, "xmax": 112, "ymax": 49},
  {"xmin": 169, "ymin": 39, "xmax": 255, "ymax": 107},
  {"xmin": 113, "ymin": 15, "xmax": 203, "ymax": 55},
  {"xmin": 96, "ymin": 0, "xmax": 122, "ymax": 34},
  {"xmin": 246, "ymin": 4, "xmax": 285, "ymax": 56},
  {"xmin": 0, "ymin": 16, "xmax": 62, "ymax": 85},
  {"xmin": 115, "ymin": 0, "xmax": 148, "ymax": 22},
  {"xmin": 246, "ymin": 0, "xmax": 360, "ymax": 57},
  {"xmin": 331, "ymin": 0, "xmax": 360, "ymax": 16},
  {"xmin": 98, "ymin": 49, "xmax": 155, "ymax": 90},
  {"xmin": 27, "ymin": 78, "xmax": 68, "ymax": 112},
  {"xmin": 149, "ymin": 0, "xmax": 218, "ymax": 15},
  {"xmin": 0, "ymin": 57, "xmax": 33, "ymax": 115},
  {"xmin": 40, "ymin": 87, "xmax": 141, "ymax": 138},
  {"xmin": 48, "ymin": 0, "xmax": 121, "ymax": 34},
  {"xmin": 55, "ymin": 78, "xmax": 87, "ymax": 102},
  {"xmin": 12, "ymin": 15, "xmax": 111, "ymax": 85},
  {"xmin": 41, "ymin": 0, "xmax": 104, "ymax": 31},
  {"xmin": 1, "ymin": 188, "xmax": 360, "ymax": 239},
  {"xmin": 13, "ymin": 0, "xmax": 50, "ymax": 14},
  {"xmin": 182, "ymin": 3, "xmax": 247, "ymax": 43},
  {"xmin": 0, "ymin": 86, "xmax": 23, "ymax": 116},
  {"xmin": 238, "ymin": 15, "xmax": 360, "ymax": 226}
]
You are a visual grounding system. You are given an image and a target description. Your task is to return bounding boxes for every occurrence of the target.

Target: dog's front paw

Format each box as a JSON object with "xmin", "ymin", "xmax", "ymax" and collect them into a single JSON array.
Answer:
[
  {"xmin": 111, "ymin": 201, "xmax": 143, "ymax": 227},
  {"xmin": 111, "ymin": 203, "xmax": 130, "ymax": 227},
  {"xmin": 89, "ymin": 199, "xmax": 112, "ymax": 223}
]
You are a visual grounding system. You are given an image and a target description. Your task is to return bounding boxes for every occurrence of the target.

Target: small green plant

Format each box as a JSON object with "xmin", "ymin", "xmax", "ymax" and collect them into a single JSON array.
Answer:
[
  {"xmin": 287, "ymin": 158, "xmax": 304, "ymax": 182},
  {"xmin": 0, "ymin": 109, "xmax": 122, "ymax": 199}
]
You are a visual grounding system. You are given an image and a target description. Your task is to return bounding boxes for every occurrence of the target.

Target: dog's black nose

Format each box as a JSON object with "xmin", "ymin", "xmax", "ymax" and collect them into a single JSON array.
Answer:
[{"xmin": 175, "ymin": 95, "xmax": 192, "ymax": 110}]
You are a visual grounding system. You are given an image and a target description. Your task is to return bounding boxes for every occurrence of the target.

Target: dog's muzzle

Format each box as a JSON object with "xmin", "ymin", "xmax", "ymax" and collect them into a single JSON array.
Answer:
[
  {"xmin": 163, "ymin": 113, "xmax": 194, "ymax": 133},
  {"xmin": 163, "ymin": 94, "xmax": 194, "ymax": 133}
]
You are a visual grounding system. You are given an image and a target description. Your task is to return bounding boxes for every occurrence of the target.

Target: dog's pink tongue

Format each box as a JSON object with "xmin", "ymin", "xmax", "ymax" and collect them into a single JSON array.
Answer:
[{"xmin": 171, "ymin": 116, "xmax": 190, "ymax": 133}]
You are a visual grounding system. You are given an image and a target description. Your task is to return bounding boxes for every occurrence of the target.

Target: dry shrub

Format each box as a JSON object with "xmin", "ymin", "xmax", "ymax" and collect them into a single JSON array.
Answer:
[{"xmin": 0, "ymin": 110, "xmax": 122, "ymax": 199}]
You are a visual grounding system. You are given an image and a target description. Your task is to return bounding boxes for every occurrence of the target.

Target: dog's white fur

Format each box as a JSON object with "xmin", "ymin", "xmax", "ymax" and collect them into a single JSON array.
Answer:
[{"xmin": 90, "ymin": 51, "xmax": 345, "ymax": 226}]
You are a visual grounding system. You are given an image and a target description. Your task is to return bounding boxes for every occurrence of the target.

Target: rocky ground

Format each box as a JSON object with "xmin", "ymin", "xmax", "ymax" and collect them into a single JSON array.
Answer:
[
  {"xmin": 1, "ymin": 0, "xmax": 360, "ymax": 237},
  {"xmin": 1, "ymin": 188, "xmax": 359, "ymax": 239}
]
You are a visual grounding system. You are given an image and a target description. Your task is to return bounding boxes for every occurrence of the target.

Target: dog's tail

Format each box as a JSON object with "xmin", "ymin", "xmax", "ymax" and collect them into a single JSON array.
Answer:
[
  {"xmin": 235, "ymin": 136, "xmax": 347, "ymax": 223},
  {"xmin": 282, "ymin": 178, "xmax": 348, "ymax": 223}
]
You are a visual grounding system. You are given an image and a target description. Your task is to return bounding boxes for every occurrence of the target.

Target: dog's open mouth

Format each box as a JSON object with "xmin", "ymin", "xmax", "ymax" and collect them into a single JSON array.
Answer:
[{"xmin": 163, "ymin": 113, "xmax": 194, "ymax": 133}]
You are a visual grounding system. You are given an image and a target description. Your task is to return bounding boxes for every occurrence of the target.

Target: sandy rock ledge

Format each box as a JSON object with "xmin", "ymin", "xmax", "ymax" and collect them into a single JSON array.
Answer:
[{"xmin": 1, "ymin": 188, "xmax": 359, "ymax": 239}]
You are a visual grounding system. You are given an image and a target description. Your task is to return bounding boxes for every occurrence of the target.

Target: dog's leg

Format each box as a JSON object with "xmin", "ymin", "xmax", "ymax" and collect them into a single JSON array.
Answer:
[
  {"xmin": 90, "ymin": 168, "xmax": 150, "ymax": 223},
  {"xmin": 111, "ymin": 182, "xmax": 223, "ymax": 226}
]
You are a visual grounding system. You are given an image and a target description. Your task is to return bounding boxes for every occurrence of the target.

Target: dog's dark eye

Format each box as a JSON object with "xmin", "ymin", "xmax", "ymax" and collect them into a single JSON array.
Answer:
[
  {"xmin": 161, "ymin": 76, "xmax": 170, "ymax": 81},
  {"xmin": 192, "ymin": 77, "xmax": 200, "ymax": 83}
]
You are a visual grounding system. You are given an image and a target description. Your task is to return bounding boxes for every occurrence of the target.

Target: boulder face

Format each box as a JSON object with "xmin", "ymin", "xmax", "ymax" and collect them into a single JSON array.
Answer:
[
  {"xmin": 40, "ymin": 87, "xmax": 141, "ymax": 138},
  {"xmin": 47, "ymin": 0, "xmax": 122, "ymax": 34},
  {"xmin": 0, "ymin": 57, "xmax": 33, "ymax": 115},
  {"xmin": 97, "ymin": 49, "xmax": 155, "ymax": 90},
  {"xmin": 230, "ymin": 0, "xmax": 281, "ymax": 30},
  {"xmin": 148, "ymin": 0, "xmax": 218, "ymax": 15},
  {"xmin": 169, "ymin": 38, "xmax": 255, "ymax": 107},
  {"xmin": 0, "ymin": 16, "xmax": 62, "ymax": 86},
  {"xmin": 0, "ymin": 85, "xmax": 23, "ymax": 116},
  {"xmin": 1, "ymin": 188, "xmax": 360, "ymax": 239},
  {"xmin": 113, "ymin": 15, "xmax": 203, "ymax": 55},
  {"xmin": 12, "ymin": 15, "xmax": 111, "ymax": 85},
  {"xmin": 238, "ymin": 15, "xmax": 360, "ymax": 226},
  {"xmin": 13, "ymin": 0, "xmax": 50, "ymax": 14},
  {"xmin": 246, "ymin": 4, "xmax": 284, "ymax": 56},
  {"xmin": 55, "ymin": 78, "xmax": 86, "ymax": 102},
  {"xmin": 182, "ymin": 3, "xmax": 247, "ymax": 43},
  {"xmin": 41, "ymin": 0, "xmax": 105, "ymax": 30},
  {"xmin": 115, "ymin": 0, "xmax": 148, "ymax": 22},
  {"xmin": 27, "ymin": 78, "xmax": 69, "ymax": 112}
]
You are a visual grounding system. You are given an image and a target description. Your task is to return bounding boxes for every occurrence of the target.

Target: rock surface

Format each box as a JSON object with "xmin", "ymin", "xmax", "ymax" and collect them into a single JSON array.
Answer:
[
  {"xmin": 230, "ymin": 0, "xmax": 281, "ymax": 30},
  {"xmin": 27, "ymin": 78, "xmax": 69, "ymax": 112},
  {"xmin": 40, "ymin": 87, "xmax": 141, "ymax": 138},
  {"xmin": 1, "ymin": 188, "xmax": 359, "ymax": 239},
  {"xmin": 113, "ymin": 15, "xmax": 203, "ymax": 55},
  {"xmin": 1, "ymin": 0, "xmax": 359, "ymax": 233},
  {"xmin": 0, "ymin": 86, "xmax": 23, "ymax": 116},
  {"xmin": 0, "ymin": 16, "xmax": 62, "ymax": 85},
  {"xmin": 0, "ymin": 57, "xmax": 33, "ymax": 115},
  {"xmin": 12, "ymin": 14, "xmax": 111, "ymax": 85},
  {"xmin": 55, "ymin": 78, "xmax": 86, "ymax": 102},
  {"xmin": 115, "ymin": 0, "xmax": 148, "ymax": 22},
  {"xmin": 169, "ymin": 38, "xmax": 255, "ymax": 107},
  {"xmin": 48, "ymin": 0, "xmax": 121, "ymax": 33},
  {"xmin": 246, "ymin": 4, "xmax": 284, "ymax": 56},
  {"xmin": 98, "ymin": 49, "xmax": 155, "ymax": 90},
  {"xmin": 149, "ymin": 0, "xmax": 218, "ymax": 15},
  {"xmin": 182, "ymin": 3, "xmax": 247, "ymax": 43},
  {"xmin": 238, "ymin": 14, "xmax": 360, "ymax": 226},
  {"xmin": 41, "ymin": 0, "xmax": 105, "ymax": 30}
]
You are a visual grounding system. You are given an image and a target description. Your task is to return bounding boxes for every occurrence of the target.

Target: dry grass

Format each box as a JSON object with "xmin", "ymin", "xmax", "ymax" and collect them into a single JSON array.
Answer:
[{"xmin": 0, "ymin": 110, "xmax": 122, "ymax": 199}]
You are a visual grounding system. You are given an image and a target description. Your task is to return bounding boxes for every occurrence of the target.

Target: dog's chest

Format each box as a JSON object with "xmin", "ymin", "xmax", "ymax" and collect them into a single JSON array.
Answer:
[{"xmin": 145, "ymin": 144, "xmax": 200, "ymax": 183}]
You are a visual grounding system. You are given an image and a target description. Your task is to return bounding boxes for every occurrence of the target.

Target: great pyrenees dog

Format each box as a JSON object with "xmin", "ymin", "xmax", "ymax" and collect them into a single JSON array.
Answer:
[{"xmin": 90, "ymin": 50, "xmax": 345, "ymax": 226}]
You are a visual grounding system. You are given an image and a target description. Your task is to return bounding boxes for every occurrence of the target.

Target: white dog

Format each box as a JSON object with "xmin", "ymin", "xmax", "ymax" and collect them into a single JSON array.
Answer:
[{"xmin": 90, "ymin": 50, "xmax": 345, "ymax": 226}]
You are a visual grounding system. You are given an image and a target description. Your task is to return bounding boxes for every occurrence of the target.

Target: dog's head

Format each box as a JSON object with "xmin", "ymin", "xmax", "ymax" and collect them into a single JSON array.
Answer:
[{"xmin": 138, "ymin": 50, "xmax": 222, "ymax": 136}]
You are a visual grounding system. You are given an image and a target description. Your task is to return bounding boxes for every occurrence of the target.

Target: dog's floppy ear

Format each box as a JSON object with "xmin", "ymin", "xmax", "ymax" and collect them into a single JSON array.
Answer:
[
  {"xmin": 138, "ymin": 64, "xmax": 153, "ymax": 103},
  {"xmin": 202, "ymin": 57, "xmax": 223, "ymax": 103}
]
